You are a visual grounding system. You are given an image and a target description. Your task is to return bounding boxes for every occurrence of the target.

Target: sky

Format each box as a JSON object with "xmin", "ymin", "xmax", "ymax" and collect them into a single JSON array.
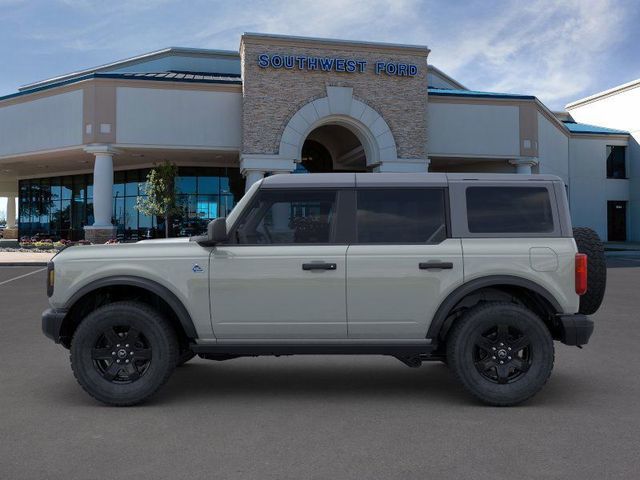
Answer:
[{"xmin": 0, "ymin": 0, "xmax": 639, "ymax": 217}]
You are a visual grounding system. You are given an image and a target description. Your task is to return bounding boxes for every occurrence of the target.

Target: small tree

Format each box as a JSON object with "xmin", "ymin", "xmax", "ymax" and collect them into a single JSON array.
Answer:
[{"xmin": 136, "ymin": 161, "xmax": 181, "ymax": 238}]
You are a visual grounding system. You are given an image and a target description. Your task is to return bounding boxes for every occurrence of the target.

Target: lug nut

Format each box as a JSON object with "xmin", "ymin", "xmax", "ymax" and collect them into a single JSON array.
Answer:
[
  {"xmin": 499, "ymin": 343, "xmax": 504, "ymax": 347},
  {"xmin": 116, "ymin": 360, "xmax": 120, "ymax": 363},
  {"xmin": 500, "ymin": 361, "xmax": 504, "ymax": 364},
  {"xmin": 508, "ymin": 347, "xmax": 512, "ymax": 351},
  {"xmin": 492, "ymin": 347, "xmax": 496, "ymax": 351},
  {"xmin": 125, "ymin": 344, "xmax": 129, "ymax": 348},
  {"xmin": 130, "ymin": 352, "xmax": 134, "ymax": 356},
  {"xmin": 116, "ymin": 344, "xmax": 120, "ymax": 347},
  {"xmin": 492, "ymin": 356, "xmax": 496, "ymax": 360},
  {"xmin": 125, "ymin": 359, "xmax": 129, "ymax": 363},
  {"xmin": 112, "ymin": 352, "xmax": 116, "ymax": 355}
]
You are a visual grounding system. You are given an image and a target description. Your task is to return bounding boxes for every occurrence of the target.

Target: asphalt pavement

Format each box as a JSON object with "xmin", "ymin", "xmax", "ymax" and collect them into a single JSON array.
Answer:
[{"xmin": 1, "ymin": 260, "xmax": 640, "ymax": 480}]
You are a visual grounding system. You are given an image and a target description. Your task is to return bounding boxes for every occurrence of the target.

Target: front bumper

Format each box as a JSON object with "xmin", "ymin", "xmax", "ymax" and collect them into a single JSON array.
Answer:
[
  {"xmin": 42, "ymin": 308, "xmax": 68, "ymax": 344},
  {"xmin": 557, "ymin": 314, "xmax": 594, "ymax": 346}
]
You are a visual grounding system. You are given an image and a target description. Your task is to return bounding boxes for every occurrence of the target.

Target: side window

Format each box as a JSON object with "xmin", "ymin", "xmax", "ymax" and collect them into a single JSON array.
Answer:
[
  {"xmin": 466, "ymin": 186, "xmax": 554, "ymax": 233},
  {"xmin": 235, "ymin": 189, "xmax": 337, "ymax": 244},
  {"xmin": 356, "ymin": 188, "xmax": 447, "ymax": 243},
  {"xmin": 606, "ymin": 145, "xmax": 626, "ymax": 179}
]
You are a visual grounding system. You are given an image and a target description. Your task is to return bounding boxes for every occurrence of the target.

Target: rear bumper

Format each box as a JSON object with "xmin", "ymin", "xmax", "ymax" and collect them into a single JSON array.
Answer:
[
  {"xmin": 42, "ymin": 308, "xmax": 68, "ymax": 344},
  {"xmin": 557, "ymin": 314, "xmax": 594, "ymax": 346}
]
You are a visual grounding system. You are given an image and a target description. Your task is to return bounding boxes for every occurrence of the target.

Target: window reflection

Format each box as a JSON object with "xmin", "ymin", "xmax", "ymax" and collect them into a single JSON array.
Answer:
[{"xmin": 18, "ymin": 167, "xmax": 243, "ymax": 241}]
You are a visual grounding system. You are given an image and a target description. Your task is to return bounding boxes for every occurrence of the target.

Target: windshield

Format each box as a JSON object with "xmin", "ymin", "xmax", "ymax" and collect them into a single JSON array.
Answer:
[{"xmin": 224, "ymin": 179, "xmax": 262, "ymax": 230}]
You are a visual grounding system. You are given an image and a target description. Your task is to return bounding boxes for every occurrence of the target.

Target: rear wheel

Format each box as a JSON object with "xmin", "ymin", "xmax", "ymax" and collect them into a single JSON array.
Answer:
[
  {"xmin": 447, "ymin": 302, "xmax": 554, "ymax": 406},
  {"xmin": 70, "ymin": 301, "xmax": 178, "ymax": 406}
]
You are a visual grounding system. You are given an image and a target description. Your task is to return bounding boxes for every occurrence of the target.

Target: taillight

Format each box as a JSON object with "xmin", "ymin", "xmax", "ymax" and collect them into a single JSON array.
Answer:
[
  {"xmin": 575, "ymin": 253, "xmax": 587, "ymax": 295},
  {"xmin": 47, "ymin": 262, "xmax": 55, "ymax": 297}
]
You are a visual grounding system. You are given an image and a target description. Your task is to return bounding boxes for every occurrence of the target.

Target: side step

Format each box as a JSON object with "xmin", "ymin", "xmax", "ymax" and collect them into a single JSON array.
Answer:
[{"xmin": 191, "ymin": 342, "xmax": 436, "ymax": 357}]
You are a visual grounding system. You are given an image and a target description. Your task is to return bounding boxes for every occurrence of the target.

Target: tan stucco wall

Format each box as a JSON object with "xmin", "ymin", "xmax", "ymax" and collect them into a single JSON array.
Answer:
[{"xmin": 240, "ymin": 35, "xmax": 429, "ymax": 159}]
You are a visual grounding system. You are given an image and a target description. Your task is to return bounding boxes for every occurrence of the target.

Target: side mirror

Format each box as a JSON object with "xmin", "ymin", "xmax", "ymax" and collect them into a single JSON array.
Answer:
[{"xmin": 208, "ymin": 217, "xmax": 228, "ymax": 244}]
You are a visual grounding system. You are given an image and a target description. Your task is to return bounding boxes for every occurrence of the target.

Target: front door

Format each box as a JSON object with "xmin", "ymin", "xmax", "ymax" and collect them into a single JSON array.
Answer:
[
  {"xmin": 608, "ymin": 201, "xmax": 627, "ymax": 241},
  {"xmin": 210, "ymin": 188, "xmax": 348, "ymax": 339},
  {"xmin": 346, "ymin": 188, "xmax": 464, "ymax": 339}
]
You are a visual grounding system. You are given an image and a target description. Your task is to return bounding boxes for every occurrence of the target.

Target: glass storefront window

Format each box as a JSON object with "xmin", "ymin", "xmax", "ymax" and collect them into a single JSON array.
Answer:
[{"xmin": 18, "ymin": 166, "xmax": 243, "ymax": 241}]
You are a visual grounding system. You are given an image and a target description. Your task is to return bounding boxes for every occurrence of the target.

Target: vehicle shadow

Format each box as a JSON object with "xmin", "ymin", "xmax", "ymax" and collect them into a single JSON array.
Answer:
[{"xmin": 156, "ymin": 358, "xmax": 468, "ymax": 403}]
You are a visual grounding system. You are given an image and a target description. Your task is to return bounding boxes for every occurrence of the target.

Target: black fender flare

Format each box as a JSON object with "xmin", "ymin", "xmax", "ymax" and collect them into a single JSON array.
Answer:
[
  {"xmin": 426, "ymin": 275, "xmax": 563, "ymax": 340},
  {"xmin": 64, "ymin": 275, "xmax": 198, "ymax": 339}
]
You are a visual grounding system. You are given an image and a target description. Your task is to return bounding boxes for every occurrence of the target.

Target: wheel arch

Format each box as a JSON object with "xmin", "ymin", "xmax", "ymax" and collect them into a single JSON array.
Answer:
[
  {"xmin": 427, "ymin": 275, "xmax": 563, "ymax": 342},
  {"xmin": 59, "ymin": 276, "xmax": 198, "ymax": 347}
]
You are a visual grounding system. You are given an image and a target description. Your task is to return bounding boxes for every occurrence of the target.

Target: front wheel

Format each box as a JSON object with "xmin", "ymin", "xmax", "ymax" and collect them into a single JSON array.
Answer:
[
  {"xmin": 70, "ymin": 301, "xmax": 178, "ymax": 406},
  {"xmin": 447, "ymin": 302, "xmax": 554, "ymax": 406}
]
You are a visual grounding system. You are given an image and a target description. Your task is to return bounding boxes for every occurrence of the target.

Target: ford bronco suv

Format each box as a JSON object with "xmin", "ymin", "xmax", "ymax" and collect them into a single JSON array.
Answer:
[{"xmin": 42, "ymin": 173, "xmax": 605, "ymax": 406}]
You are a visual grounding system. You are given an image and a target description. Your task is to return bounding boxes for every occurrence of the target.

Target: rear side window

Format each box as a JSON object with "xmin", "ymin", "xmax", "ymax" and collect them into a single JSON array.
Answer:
[
  {"xmin": 466, "ymin": 186, "xmax": 553, "ymax": 233},
  {"xmin": 356, "ymin": 188, "xmax": 447, "ymax": 243}
]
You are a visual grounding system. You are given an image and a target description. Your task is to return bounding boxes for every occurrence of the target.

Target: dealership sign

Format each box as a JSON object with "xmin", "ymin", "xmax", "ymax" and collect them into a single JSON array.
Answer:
[{"xmin": 258, "ymin": 53, "xmax": 418, "ymax": 77}]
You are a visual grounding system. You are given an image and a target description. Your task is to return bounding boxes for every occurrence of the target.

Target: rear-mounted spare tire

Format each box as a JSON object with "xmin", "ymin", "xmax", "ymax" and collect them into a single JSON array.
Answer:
[{"xmin": 573, "ymin": 227, "xmax": 606, "ymax": 315}]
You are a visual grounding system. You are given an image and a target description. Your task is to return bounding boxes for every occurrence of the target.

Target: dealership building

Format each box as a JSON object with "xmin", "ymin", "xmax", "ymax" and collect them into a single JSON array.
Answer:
[{"xmin": 0, "ymin": 33, "xmax": 635, "ymax": 243}]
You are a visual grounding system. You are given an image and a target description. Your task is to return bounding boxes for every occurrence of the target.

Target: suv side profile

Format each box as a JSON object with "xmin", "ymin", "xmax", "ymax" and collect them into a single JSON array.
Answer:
[{"xmin": 42, "ymin": 173, "xmax": 604, "ymax": 406}]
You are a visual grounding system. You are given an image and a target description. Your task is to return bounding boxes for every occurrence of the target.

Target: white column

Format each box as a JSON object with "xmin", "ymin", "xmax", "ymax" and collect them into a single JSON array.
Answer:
[
  {"xmin": 6, "ymin": 195, "xmax": 16, "ymax": 229},
  {"xmin": 244, "ymin": 170, "xmax": 265, "ymax": 193},
  {"xmin": 509, "ymin": 158, "xmax": 539, "ymax": 174},
  {"xmin": 83, "ymin": 146, "xmax": 119, "ymax": 243},
  {"xmin": 90, "ymin": 151, "xmax": 115, "ymax": 226}
]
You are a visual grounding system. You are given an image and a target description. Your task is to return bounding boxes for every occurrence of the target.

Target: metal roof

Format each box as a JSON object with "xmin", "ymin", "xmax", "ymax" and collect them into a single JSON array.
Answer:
[
  {"xmin": 562, "ymin": 121, "xmax": 629, "ymax": 135},
  {"xmin": 0, "ymin": 71, "xmax": 242, "ymax": 103},
  {"xmin": 428, "ymin": 87, "xmax": 535, "ymax": 100},
  {"xmin": 19, "ymin": 47, "xmax": 240, "ymax": 92}
]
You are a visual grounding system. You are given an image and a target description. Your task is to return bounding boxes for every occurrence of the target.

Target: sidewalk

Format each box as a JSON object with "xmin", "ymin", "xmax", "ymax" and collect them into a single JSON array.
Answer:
[{"xmin": 0, "ymin": 251, "xmax": 55, "ymax": 266}]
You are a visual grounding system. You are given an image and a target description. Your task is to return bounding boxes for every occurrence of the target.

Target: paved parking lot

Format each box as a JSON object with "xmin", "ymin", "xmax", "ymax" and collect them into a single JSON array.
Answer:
[{"xmin": 1, "ymin": 260, "xmax": 640, "ymax": 480}]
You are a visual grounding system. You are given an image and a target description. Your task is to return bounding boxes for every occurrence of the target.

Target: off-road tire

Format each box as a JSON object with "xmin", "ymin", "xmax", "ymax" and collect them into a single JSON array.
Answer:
[
  {"xmin": 447, "ymin": 302, "xmax": 554, "ymax": 406},
  {"xmin": 573, "ymin": 226, "xmax": 607, "ymax": 315},
  {"xmin": 70, "ymin": 301, "xmax": 178, "ymax": 406}
]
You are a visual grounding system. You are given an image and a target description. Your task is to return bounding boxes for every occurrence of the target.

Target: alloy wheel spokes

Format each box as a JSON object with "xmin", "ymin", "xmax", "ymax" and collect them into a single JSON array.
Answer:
[
  {"xmin": 473, "ymin": 324, "xmax": 532, "ymax": 384},
  {"xmin": 93, "ymin": 325, "xmax": 151, "ymax": 383}
]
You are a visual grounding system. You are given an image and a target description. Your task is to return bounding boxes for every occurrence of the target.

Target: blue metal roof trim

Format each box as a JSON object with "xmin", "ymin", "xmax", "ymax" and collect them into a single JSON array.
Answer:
[
  {"xmin": 428, "ymin": 87, "xmax": 535, "ymax": 100},
  {"xmin": 0, "ymin": 72, "xmax": 242, "ymax": 102},
  {"xmin": 562, "ymin": 121, "xmax": 628, "ymax": 135}
]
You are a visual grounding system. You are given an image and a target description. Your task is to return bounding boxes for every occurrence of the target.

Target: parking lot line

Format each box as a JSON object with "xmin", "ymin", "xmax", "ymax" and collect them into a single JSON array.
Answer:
[{"xmin": 0, "ymin": 267, "xmax": 46, "ymax": 287}]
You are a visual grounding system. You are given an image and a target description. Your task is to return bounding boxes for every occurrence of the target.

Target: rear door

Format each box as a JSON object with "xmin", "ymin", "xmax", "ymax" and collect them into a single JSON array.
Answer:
[
  {"xmin": 210, "ymin": 188, "xmax": 349, "ymax": 339},
  {"xmin": 346, "ymin": 187, "xmax": 463, "ymax": 339}
]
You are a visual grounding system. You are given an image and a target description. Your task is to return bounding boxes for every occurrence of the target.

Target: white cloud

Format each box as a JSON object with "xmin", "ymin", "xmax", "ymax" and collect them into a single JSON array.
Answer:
[{"xmin": 1, "ymin": 0, "xmax": 636, "ymax": 109}]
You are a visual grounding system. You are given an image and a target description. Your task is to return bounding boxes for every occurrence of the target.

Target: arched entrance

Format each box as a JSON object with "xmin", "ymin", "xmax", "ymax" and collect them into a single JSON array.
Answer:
[
  {"xmin": 299, "ymin": 124, "xmax": 367, "ymax": 173},
  {"xmin": 277, "ymin": 86, "xmax": 400, "ymax": 173}
]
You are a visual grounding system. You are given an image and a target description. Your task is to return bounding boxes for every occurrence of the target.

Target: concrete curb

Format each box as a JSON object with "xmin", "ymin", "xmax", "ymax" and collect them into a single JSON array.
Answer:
[
  {"xmin": 605, "ymin": 251, "xmax": 640, "ymax": 258},
  {"xmin": 0, "ymin": 262, "xmax": 48, "ymax": 267}
]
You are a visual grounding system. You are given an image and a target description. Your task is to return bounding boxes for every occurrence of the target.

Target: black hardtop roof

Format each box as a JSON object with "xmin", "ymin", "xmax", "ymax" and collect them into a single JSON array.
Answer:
[{"xmin": 260, "ymin": 172, "xmax": 563, "ymax": 188}]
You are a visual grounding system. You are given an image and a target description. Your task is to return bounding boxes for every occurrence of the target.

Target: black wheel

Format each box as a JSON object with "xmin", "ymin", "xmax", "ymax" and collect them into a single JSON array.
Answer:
[
  {"xmin": 573, "ymin": 227, "xmax": 607, "ymax": 315},
  {"xmin": 447, "ymin": 302, "xmax": 554, "ymax": 406},
  {"xmin": 176, "ymin": 350, "xmax": 196, "ymax": 366},
  {"xmin": 70, "ymin": 301, "xmax": 178, "ymax": 406}
]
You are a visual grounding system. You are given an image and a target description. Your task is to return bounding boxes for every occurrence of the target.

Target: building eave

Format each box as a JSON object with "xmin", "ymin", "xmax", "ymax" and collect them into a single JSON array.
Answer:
[{"xmin": 566, "ymin": 78, "xmax": 640, "ymax": 110}]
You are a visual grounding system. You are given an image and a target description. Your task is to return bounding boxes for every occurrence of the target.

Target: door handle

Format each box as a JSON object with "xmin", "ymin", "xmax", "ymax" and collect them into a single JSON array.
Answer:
[
  {"xmin": 302, "ymin": 262, "xmax": 337, "ymax": 271},
  {"xmin": 419, "ymin": 261, "xmax": 453, "ymax": 270}
]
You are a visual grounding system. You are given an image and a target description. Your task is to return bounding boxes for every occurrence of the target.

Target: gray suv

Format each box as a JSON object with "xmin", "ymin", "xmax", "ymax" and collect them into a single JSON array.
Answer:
[{"xmin": 42, "ymin": 173, "xmax": 605, "ymax": 406}]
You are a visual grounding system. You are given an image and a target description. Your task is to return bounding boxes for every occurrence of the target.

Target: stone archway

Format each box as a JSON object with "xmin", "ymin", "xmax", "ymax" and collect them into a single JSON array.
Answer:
[{"xmin": 278, "ymin": 86, "xmax": 398, "ymax": 169}]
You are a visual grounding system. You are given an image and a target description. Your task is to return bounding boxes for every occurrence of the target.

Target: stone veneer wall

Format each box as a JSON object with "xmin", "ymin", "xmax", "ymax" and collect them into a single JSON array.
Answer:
[{"xmin": 240, "ymin": 37, "xmax": 429, "ymax": 160}]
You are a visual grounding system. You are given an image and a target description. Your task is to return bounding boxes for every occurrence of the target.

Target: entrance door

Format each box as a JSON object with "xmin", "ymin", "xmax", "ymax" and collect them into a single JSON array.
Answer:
[
  {"xmin": 346, "ymin": 188, "xmax": 464, "ymax": 339},
  {"xmin": 608, "ymin": 201, "xmax": 627, "ymax": 241},
  {"xmin": 210, "ymin": 188, "xmax": 348, "ymax": 339}
]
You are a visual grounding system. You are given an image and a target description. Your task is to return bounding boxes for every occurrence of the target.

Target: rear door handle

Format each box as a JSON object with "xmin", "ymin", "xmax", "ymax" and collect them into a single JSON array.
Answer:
[
  {"xmin": 302, "ymin": 262, "xmax": 337, "ymax": 271},
  {"xmin": 419, "ymin": 261, "xmax": 453, "ymax": 270}
]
